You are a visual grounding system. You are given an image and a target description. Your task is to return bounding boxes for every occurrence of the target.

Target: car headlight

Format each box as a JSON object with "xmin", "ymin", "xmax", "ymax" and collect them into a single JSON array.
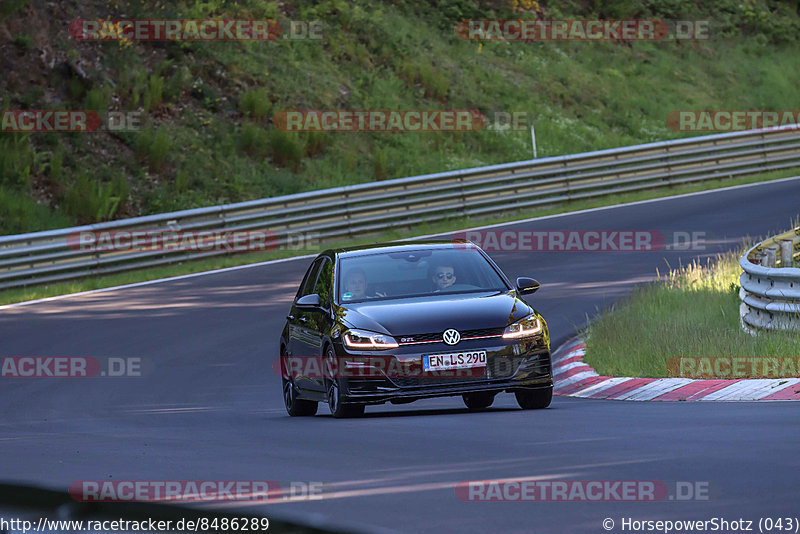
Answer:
[
  {"xmin": 503, "ymin": 315, "xmax": 543, "ymax": 339},
  {"xmin": 343, "ymin": 329, "xmax": 399, "ymax": 350}
]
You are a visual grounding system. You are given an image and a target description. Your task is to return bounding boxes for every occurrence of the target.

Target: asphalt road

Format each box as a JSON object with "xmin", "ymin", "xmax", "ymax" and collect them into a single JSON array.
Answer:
[{"xmin": 1, "ymin": 178, "xmax": 799, "ymax": 533}]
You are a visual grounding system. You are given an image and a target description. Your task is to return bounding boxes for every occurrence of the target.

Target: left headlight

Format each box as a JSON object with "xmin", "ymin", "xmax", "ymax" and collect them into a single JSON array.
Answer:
[
  {"xmin": 503, "ymin": 314, "xmax": 543, "ymax": 339},
  {"xmin": 343, "ymin": 328, "xmax": 399, "ymax": 350}
]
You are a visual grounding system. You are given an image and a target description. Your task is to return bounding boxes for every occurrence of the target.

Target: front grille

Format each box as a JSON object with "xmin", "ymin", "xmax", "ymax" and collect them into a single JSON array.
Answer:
[
  {"xmin": 398, "ymin": 327, "xmax": 504, "ymax": 345},
  {"xmin": 464, "ymin": 327, "xmax": 505, "ymax": 338},
  {"xmin": 391, "ymin": 371, "xmax": 488, "ymax": 387}
]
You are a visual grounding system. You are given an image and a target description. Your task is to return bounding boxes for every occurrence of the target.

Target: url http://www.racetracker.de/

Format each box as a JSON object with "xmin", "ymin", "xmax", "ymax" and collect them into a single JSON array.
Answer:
[
  {"xmin": 602, "ymin": 516, "xmax": 800, "ymax": 533},
  {"xmin": 0, "ymin": 516, "xmax": 271, "ymax": 533}
]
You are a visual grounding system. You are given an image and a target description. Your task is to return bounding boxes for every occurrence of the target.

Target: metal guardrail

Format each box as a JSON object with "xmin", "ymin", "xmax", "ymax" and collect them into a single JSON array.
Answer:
[
  {"xmin": 2, "ymin": 124, "xmax": 800, "ymax": 290},
  {"xmin": 739, "ymin": 226, "xmax": 800, "ymax": 333}
]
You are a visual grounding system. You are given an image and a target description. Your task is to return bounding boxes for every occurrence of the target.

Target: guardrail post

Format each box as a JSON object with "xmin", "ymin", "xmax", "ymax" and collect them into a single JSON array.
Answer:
[
  {"xmin": 781, "ymin": 240, "xmax": 794, "ymax": 268},
  {"xmin": 664, "ymin": 149, "xmax": 672, "ymax": 184},
  {"xmin": 343, "ymin": 190, "xmax": 352, "ymax": 237},
  {"xmin": 764, "ymin": 246, "xmax": 777, "ymax": 268},
  {"xmin": 712, "ymin": 139, "xmax": 720, "ymax": 178},
  {"xmin": 459, "ymin": 175, "xmax": 467, "ymax": 218}
]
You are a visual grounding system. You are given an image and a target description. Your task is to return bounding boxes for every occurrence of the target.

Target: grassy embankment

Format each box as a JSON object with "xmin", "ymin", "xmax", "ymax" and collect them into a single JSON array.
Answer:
[
  {"xmin": 2, "ymin": 0, "xmax": 800, "ymax": 234},
  {"xmin": 584, "ymin": 232, "xmax": 800, "ymax": 378},
  {"xmin": 1, "ymin": 0, "xmax": 800, "ymax": 303}
]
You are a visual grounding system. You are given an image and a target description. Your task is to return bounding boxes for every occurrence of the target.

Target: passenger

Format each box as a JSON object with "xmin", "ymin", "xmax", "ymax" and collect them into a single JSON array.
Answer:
[{"xmin": 432, "ymin": 263, "xmax": 456, "ymax": 291}]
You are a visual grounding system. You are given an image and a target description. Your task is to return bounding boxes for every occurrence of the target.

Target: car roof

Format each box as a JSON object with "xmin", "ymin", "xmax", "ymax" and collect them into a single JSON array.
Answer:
[{"xmin": 329, "ymin": 240, "xmax": 476, "ymax": 259}]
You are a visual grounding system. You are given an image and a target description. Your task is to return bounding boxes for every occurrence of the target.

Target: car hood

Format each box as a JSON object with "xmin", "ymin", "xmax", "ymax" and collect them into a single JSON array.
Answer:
[{"xmin": 338, "ymin": 291, "xmax": 534, "ymax": 335}]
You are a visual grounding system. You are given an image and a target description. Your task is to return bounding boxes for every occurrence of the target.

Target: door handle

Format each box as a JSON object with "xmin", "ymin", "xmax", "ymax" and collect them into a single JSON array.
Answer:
[
  {"xmin": 299, "ymin": 317, "xmax": 308, "ymax": 323},
  {"xmin": 286, "ymin": 315, "xmax": 295, "ymax": 321}
]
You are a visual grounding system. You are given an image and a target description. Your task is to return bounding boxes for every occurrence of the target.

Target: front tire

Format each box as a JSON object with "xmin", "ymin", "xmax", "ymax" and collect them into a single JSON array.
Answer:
[
  {"xmin": 325, "ymin": 346, "xmax": 365, "ymax": 418},
  {"xmin": 327, "ymin": 380, "xmax": 365, "ymax": 418},
  {"xmin": 462, "ymin": 392, "xmax": 495, "ymax": 411},
  {"xmin": 283, "ymin": 378, "xmax": 318, "ymax": 416},
  {"xmin": 515, "ymin": 386, "xmax": 552, "ymax": 409}
]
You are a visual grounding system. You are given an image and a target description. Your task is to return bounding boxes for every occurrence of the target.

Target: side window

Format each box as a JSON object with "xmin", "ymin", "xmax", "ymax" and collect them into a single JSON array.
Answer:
[
  {"xmin": 313, "ymin": 258, "xmax": 333, "ymax": 308},
  {"xmin": 296, "ymin": 258, "xmax": 323, "ymax": 299}
]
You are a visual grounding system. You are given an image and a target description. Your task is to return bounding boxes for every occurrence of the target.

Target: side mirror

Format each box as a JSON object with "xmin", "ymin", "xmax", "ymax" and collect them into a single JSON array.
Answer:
[
  {"xmin": 515, "ymin": 277, "xmax": 540, "ymax": 295},
  {"xmin": 296, "ymin": 293, "xmax": 322, "ymax": 308}
]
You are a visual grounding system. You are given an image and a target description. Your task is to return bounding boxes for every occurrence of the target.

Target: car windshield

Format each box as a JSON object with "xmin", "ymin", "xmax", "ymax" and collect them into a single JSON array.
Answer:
[{"xmin": 337, "ymin": 247, "xmax": 508, "ymax": 303}]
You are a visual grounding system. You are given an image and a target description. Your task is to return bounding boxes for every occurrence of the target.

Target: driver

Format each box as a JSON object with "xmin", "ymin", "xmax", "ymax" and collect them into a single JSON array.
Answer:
[
  {"xmin": 343, "ymin": 268, "xmax": 385, "ymax": 300},
  {"xmin": 432, "ymin": 263, "xmax": 456, "ymax": 291}
]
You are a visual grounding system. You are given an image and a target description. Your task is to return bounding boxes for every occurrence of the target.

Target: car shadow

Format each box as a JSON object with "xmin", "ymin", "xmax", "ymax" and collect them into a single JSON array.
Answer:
[{"xmin": 349, "ymin": 406, "xmax": 529, "ymax": 418}]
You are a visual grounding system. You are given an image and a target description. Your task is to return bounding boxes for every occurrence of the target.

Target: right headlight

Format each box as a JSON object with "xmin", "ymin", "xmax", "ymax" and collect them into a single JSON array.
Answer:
[
  {"xmin": 343, "ymin": 328, "xmax": 399, "ymax": 350},
  {"xmin": 502, "ymin": 314, "xmax": 543, "ymax": 339}
]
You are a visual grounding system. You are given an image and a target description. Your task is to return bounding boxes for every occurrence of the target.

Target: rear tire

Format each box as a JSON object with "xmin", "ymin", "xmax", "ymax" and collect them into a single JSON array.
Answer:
[
  {"xmin": 283, "ymin": 378, "xmax": 318, "ymax": 417},
  {"xmin": 462, "ymin": 392, "xmax": 495, "ymax": 411},
  {"xmin": 515, "ymin": 387, "xmax": 552, "ymax": 410}
]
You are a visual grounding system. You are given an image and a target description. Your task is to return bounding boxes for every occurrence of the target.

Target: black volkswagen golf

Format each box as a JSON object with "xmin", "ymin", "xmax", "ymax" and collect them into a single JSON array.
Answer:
[{"xmin": 279, "ymin": 241, "xmax": 552, "ymax": 417}]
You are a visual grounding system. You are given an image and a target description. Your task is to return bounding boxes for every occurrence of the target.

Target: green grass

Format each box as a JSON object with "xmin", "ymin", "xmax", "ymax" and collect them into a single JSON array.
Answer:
[
  {"xmin": 2, "ymin": 0, "xmax": 800, "ymax": 233},
  {"xmin": 584, "ymin": 228, "xmax": 800, "ymax": 378},
  {"xmin": 1, "ymin": 167, "xmax": 797, "ymax": 307}
]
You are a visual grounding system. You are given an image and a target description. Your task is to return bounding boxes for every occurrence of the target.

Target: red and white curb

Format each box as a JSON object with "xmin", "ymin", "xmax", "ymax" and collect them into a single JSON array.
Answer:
[{"xmin": 552, "ymin": 338, "xmax": 800, "ymax": 401}]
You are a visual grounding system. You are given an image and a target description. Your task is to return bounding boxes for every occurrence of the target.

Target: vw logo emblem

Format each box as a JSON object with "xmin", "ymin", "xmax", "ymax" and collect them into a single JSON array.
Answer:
[{"xmin": 442, "ymin": 329, "xmax": 461, "ymax": 346}]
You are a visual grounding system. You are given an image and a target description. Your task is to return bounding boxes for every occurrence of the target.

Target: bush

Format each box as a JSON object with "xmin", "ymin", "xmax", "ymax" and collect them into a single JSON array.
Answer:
[
  {"xmin": 14, "ymin": 34, "xmax": 31, "ymax": 50},
  {"xmin": 0, "ymin": 187, "xmax": 70, "ymax": 234},
  {"xmin": 398, "ymin": 60, "xmax": 450, "ymax": 100},
  {"xmin": 239, "ymin": 88, "xmax": 272, "ymax": 120},
  {"xmin": 0, "ymin": 133, "xmax": 33, "ymax": 189},
  {"xmin": 303, "ymin": 131, "xmax": 328, "ymax": 157},
  {"xmin": 268, "ymin": 129, "xmax": 303, "ymax": 171},
  {"xmin": 49, "ymin": 146, "xmax": 64, "ymax": 185},
  {"xmin": 0, "ymin": 0, "xmax": 27, "ymax": 16},
  {"xmin": 144, "ymin": 75, "xmax": 164, "ymax": 112},
  {"xmin": 372, "ymin": 146, "xmax": 388, "ymax": 179},
  {"xmin": 174, "ymin": 171, "xmax": 190, "ymax": 194},
  {"xmin": 135, "ymin": 127, "xmax": 172, "ymax": 171},
  {"xmin": 165, "ymin": 65, "xmax": 191, "ymax": 101},
  {"xmin": 84, "ymin": 87, "xmax": 109, "ymax": 112},
  {"xmin": 62, "ymin": 173, "xmax": 121, "ymax": 223},
  {"xmin": 418, "ymin": 63, "xmax": 449, "ymax": 100},
  {"xmin": 120, "ymin": 68, "xmax": 148, "ymax": 110},
  {"xmin": 112, "ymin": 172, "xmax": 130, "ymax": 213},
  {"xmin": 239, "ymin": 121, "xmax": 270, "ymax": 158}
]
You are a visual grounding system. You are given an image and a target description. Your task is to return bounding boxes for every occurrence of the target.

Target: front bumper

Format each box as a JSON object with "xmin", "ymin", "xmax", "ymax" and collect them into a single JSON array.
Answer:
[{"xmin": 334, "ymin": 338, "xmax": 552, "ymax": 405}]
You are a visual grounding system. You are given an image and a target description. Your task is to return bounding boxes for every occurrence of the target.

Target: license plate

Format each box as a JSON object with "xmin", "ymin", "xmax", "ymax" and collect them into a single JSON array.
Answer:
[{"xmin": 423, "ymin": 351, "xmax": 487, "ymax": 371}]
